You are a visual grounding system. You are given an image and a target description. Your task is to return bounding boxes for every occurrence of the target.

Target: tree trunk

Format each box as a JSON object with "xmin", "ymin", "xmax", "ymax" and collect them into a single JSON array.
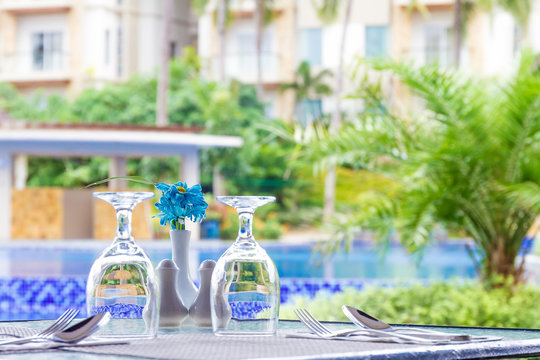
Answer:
[
  {"xmin": 485, "ymin": 237, "xmax": 523, "ymax": 286},
  {"xmin": 156, "ymin": 0, "xmax": 174, "ymax": 127},
  {"xmin": 217, "ymin": 0, "xmax": 227, "ymax": 81},
  {"xmin": 255, "ymin": 0, "xmax": 264, "ymax": 99},
  {"xmin": 213, "ymin": 0, "xmax": 228, "ymax": 195},
  {"xmin": 323, "ymin": 0, "xmax": 352, "ymax": 219},
  {"xmin": 212, "ymin": 167, "xmax": 227, "ymax": 196},
  {"xmin": 453, "ymin": 0, "xmax": 462, "ymax": 67}
]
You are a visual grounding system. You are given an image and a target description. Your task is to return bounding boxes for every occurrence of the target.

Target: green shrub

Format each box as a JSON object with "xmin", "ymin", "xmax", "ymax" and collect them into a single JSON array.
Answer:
[{"xmin": 280, "ymin": 281, "xmax": 540, "ymax": 328}]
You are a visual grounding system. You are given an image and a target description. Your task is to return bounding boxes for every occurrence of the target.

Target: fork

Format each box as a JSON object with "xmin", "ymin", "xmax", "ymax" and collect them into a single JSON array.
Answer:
[
  {"xmin": 294, "ymin": 309, "xmax": 450, "ymax": 344},
  {"xmin": 294, "ymin": 309, "xmax": 376, "ymax": 338},
  {"xmin": 0, "ymin": 308, "xmax": 80, "ymax": 346}
]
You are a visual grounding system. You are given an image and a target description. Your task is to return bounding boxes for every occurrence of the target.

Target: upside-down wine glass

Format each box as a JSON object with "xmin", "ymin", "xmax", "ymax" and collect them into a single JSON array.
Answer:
[
  {"xmin": 210, "ymin": 196, "xmax": 280, "ymax": 336},
  {"xmin": 87, "ymin": 192, "xmax": 159, "ymax": 338}
]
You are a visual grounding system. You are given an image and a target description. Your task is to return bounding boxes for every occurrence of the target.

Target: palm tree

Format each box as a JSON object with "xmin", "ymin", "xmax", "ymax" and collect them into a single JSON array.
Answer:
[
  {"xmin": 311, "ymin": 0, "xmax": 353, "ymax": 219},
  {"xmin": 192, "ymin": 0, "xmax": 229, "ymax": 81},
  {"xmin": 279, "ymin": 61, "xmax": 333, "ymax": 124},
  {"xmin": 192, "ymin": 0, "xmax": 230, "ymax": 195},
  {"xmin": 254, "ymin": 0, "xmax": 277, "ymax": 99},
  {"xmin": 217, "ymin": 0, "xmax": 228, "ymax": 81},
  {"xmin": 311, "ymin": 52, "xmax": 540, "ymax": 285}
]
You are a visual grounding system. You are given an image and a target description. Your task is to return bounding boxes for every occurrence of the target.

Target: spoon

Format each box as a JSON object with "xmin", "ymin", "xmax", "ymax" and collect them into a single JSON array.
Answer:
[
  {"xmin": 342, "ymin": 305, "xmax": 472, "ymax": 341},
  {"xmin": 51, "ymin": 312, "xmax": 111, "ymax": 343}
]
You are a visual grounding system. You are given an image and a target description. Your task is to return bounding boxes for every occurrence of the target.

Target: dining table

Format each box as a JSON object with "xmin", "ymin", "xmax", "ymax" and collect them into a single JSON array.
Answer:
[{"xmin": 2, "ymin": 318, "xmax": 540, "ymax": 359}]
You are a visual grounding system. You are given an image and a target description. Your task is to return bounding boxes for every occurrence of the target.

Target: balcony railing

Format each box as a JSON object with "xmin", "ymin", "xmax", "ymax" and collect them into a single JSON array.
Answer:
[
  {"xmin": 405, "ymin": 47, "xmax": 456, "ymax": 67},
  {"xmin": 0, "ymin": 51, "xmax": 71, "ymax": 83},
  {"xmin": 202, "ymin": 52, "xmax": 282, "ymax": 84},
  {"xmin": 0, "ymin": 0, "xmax": 72, "ymax": 13}
]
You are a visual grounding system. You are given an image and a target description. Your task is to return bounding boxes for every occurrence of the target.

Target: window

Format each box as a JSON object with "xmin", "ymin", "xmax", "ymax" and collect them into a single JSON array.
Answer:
[
  {"xmin": 298, "ymin": 99, "xmax": 323, "ymax": 126},
  {"xmin": 424, "ymin": 25, "xmax": 452, "ymax": 66},
  {"xmin": 236, "ymin": 32, "xmax": 273, "ymax": 75},
  {"xmin": 105, "ymin": 29, "xmax": 110, "ymax": 65},
  {"xmin": 32, "ymin": 32, "xmax": 62, "ymax": 71},
  {"xmin": 365, "ymin": 26, "xmax": 388, "ymax": 58},
  {"xmin": 299, "ymin": 28, "xmax": 322, "ymax": 66}
]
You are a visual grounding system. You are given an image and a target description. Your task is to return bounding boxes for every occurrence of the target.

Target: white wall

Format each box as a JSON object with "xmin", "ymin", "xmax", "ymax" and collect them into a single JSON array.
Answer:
[
  {"xmin": 83, "ymin": 5, "xmax": 120, "ymax": 80},
  {"xmin": 136, "ymin": 0, "xmax": 192, "ymax": 75},
  {"xmin": 528, "ymin": 0, "xmax": 540, "ymax": 52},
  {"xmin": 136, "ymin": 0, "xmax": 161, "ymax": 74},
  {"xmin": 198, "ymin": 14, "xmax": 211, "ymax": 58},
  {"xmin": 482, "ymin": 9, "xmax": 515, "ymax": 76},
  {"xmin": 321, "ymin": 23, "xmax": 365, "ymax": 69},
  {"xmin": 297, "ymin": 0, "xmax": 390, "ymax": 28}
]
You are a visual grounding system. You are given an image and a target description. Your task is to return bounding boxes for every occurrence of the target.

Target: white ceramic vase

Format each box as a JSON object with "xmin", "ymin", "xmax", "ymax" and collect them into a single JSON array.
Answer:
[{"xmin": 170, "ymin": 229, "xmax": 199, "ymax": 308}]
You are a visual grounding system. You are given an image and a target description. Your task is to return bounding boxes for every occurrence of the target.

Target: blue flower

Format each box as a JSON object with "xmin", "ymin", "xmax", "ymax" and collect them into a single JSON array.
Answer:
[{"xmin": 153, "ymin": 181, "xmax": 208, "ymax": 230}]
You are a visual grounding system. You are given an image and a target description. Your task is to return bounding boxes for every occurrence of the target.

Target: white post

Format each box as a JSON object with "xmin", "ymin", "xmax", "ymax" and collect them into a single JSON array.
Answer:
[
  {"xmin": 181, "ymin": 149, "xmax": 200, "ymax": 241},
  {"xmin": 14, "ymin": 154, "xmax": 27, "ymax": 190},
  {"xmin": 109, "ymin": 156, "xmax": 127, "ymax": 190},
  {"xmin": 0, "ymin": 153, "xmax": 12, "ymax": 241}
]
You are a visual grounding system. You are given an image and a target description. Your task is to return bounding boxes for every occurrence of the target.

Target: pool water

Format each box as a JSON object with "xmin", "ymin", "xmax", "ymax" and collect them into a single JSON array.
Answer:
[{"xmin": 0, "ymin": 240, "xmax": 477, "ymax": 320}]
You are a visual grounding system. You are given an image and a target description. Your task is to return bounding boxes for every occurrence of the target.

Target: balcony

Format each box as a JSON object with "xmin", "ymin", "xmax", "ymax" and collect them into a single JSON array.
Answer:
[
  {"xmin": 0, "ymin": 51, "xmax": 71, "ymax": 85},
  {"xmin": 395, "ymin": 0, "xmax": 453, "ymax": 7},
  {"xmin": 203, "ymin": 52, "xmax": 282, "ymax": 86},
  {"xmin": 0, "ymin": 0, "xmax": 72, "ymax": 13}
]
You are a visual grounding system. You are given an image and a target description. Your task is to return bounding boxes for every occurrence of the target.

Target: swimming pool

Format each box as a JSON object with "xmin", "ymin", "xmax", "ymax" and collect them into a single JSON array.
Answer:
[{"xmin": 0, "ymin": 240, "xmax": 477, "ymax": 320}]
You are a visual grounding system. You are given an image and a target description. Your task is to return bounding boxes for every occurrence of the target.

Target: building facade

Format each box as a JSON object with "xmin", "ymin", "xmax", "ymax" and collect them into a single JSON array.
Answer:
[
  {"xmin": 0, "ymin": 0, "xmax": 195, "ymax": 97},
  {"xmin": 198, "ymin": 0, "xmax": 540, "ymax": 121}
]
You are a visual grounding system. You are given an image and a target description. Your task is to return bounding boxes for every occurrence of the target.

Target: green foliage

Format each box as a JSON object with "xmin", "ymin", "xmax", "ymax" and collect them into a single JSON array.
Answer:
[
  {"xmin": 4, "ymin": 49, "xmax": 317, "ymax": 236},
  {"xmin": 310, "ymin": 51, "xmax": 540, "ymax": 283},
  {"xmin": 280, "ymin": 61, "xmax": 333, "ymax": 103},
  {"xmin": 281, "ymin": 281, "xmax": 540, "ymax": 328},
  {"xmin": 71, "ymin": 76, "xmax": 157, "ymax": 125},
  {"xmin": 311, "ymin": 0, "xmax": 340, "ymax": 24},
  {"xmin": 27, "ymin": 157, "xmax": 109, "ymax": 188},
  {"xmin": 0, "ymin": 83, "xmax": 71, "ymax": 122}
]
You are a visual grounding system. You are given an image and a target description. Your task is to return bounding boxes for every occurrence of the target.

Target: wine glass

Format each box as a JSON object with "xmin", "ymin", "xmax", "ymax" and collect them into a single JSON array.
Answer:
[
  {"xmin": 87, "ymin": 192, "xmax": 159, "ymax": 338},
  {"xmin": 210, "ymin": 196, "xmax": 280, "ymax": 336}
]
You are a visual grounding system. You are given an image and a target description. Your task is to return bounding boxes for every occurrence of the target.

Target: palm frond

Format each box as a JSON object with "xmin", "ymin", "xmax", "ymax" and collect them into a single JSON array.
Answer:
[
  {"xmin": 311, "ymin": 52, "xmax": 540, "ymax": 283},
  {"xmin": 502, "ymin": 182, "xmax": 540, "ymax": 212},
  {"xmin": 311, "ymin": 0, "xmax": 339, "ymax": 24}
]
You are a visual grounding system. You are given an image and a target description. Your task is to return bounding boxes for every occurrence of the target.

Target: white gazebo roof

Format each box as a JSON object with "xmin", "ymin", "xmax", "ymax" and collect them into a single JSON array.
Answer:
[
  {"xmin": 0, "ymin": 128, "xmax": 243, "ymax": 156},
  {"xmin": 0, "ymin": 125, "xmax": 244, "ymax": 240}
]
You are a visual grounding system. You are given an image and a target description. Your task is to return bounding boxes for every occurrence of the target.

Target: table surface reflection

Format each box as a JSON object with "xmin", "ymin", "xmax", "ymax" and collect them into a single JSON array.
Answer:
[{"xmin": 2, "ymin": 319, "xmax": 540, "ymax": 359}]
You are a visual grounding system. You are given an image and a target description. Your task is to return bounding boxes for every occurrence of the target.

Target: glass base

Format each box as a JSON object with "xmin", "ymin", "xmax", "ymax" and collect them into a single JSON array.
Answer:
[
  {"xmin": 90, "ymin": 318, "xmax": 157, "ymax": 339},
  {"xmin": 214, "ymin": 331, "xmax": 276, "ymax": 336},
  {"xmin": 213, "ymin": 318, "xmax": 278, "ymax": 336}
]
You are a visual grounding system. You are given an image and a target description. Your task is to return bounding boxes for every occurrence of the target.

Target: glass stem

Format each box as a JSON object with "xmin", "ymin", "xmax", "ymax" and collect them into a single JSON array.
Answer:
[
  {"xmin": 237, "ymin": 211, "xmax": 254, "ymax": 243},
  {"xmin": 115, "ymin": 208, "xmax": 133, "ymax": 241}
]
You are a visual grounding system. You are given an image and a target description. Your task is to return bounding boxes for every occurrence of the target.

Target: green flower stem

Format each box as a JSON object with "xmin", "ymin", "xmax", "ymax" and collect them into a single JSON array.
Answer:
[{"xmin": 172, "ymin": 218, "xmax": 186, "ymax": 231}]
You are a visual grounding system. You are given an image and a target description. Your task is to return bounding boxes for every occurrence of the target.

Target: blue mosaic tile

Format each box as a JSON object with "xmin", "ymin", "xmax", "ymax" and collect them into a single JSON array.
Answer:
[{"xmin": 0, "ymin": 277, "xmax": 427, "ymax": 320}]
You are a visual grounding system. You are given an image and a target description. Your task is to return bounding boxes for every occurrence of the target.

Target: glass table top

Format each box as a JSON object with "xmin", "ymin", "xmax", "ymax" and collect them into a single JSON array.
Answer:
[{"xmin": 1, "ymin": 319, "xmax": 540, "ymax": 359}]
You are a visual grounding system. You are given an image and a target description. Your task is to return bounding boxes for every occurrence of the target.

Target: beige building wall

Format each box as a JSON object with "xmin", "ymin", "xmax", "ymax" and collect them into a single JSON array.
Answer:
[
  {"xmin": 0, "ymin": 0, "xmax": 195, "ymax": 97},
  {"xmin": 198, "ymin": 0, "xmax": 393, "ymax": 120}
]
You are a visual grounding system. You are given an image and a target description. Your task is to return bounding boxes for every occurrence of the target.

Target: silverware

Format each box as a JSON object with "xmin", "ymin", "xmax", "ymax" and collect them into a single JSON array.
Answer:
[
  {"xmin": 294, "ymin": 309, "xmax": 376, "ymax": 338},
  {"xmin": 342, "ymin": 305, "xmax": 472, "ymax": 341},
  {"xmin": 294, "ymin": 308, "xmax": 450, "ymax": 344},
  {"xmin": 51, "ymin": 312, "xmax": 110, "ymax": 343},
  {"xmin": 0, "ymin": 308, "xmax": 79, "ymax": 346}
]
